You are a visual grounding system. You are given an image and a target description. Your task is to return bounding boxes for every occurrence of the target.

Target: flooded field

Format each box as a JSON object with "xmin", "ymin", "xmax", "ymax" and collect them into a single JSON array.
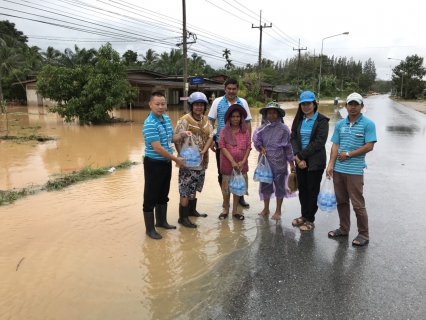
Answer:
[{"xmin": 0, "ymin": 103, "xmax": 341, "ymax": 319}]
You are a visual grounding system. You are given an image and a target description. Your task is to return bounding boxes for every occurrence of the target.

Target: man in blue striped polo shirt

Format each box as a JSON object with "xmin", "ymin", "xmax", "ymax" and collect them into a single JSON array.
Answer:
[
  {"xmin": 142, "ymin": 91, "xmax": 192, "ymax": 240},
  {"xmin": 326, "ymin": 92, "xmax": 377, "ymax": 246}
]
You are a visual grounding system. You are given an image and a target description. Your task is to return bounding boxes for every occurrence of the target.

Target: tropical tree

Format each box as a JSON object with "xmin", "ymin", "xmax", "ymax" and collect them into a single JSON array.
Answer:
[
  {"xmin": 36, "ymin": 43, "xmax": 138, "ymax": 123},
  {"xmin": 122, "ymin": 50, "xmax": 140, "ymax": 67},
  {"xmin": 0, "ymin": 35, "xmax": 24, "ymax": 102},
  {"xmin": 140, "ymin": 49, "xmax": 159, "ymax": 70},
  {"xmin": 223, "ymin": 48, "xmax": 234, "ymax": 70},
  {"xmin": 188, "ymin": 55, "xmax": 206, "ymax": 75},
  {"xmin": 41, "ymin": 46, "xmax": 62, "ymax": 65},
  {"xmin": 59, "ymin": 45, "xmax": 97, "ymax": 68},
  {"xmin": 0, "ymin": 20, "xmax": 28, "ymax": 43},
  {"xmin": 392, "ymin": 55, "xmax": 426, "ymax": 99},
  {"xmin": 156, "ymin": 48, "xmax": 183, "ymax": 74}
]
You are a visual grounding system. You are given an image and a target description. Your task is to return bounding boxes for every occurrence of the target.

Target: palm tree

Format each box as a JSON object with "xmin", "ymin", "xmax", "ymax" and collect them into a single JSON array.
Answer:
[
  {"xmin": 59, "ymin": 45, "xmax": 97, "ymax": 68},
  {"xmin": 0, "ymin": 35, "xmax": 24, "ymax": 102},
  {"xmin": 140, "ymin": 49, "xmax": 159, "ymax": 70},
  {"xmin": 22, "ymin": 45, "xmax": 43, "ymax": 71},
  {"xmin": 41, "ymin": 46, "xmax": 62, "ymax": 65},
  {"xmin": 156, "ymin": 49, "xmax": 183, "ymax": 75},
  {"xmin": 188, "ymin": 55, "xmax": 206, "ymax": 75}
]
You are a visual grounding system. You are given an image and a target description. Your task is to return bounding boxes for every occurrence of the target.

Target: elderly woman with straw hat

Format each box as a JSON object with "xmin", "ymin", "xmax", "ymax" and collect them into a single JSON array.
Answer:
[{"xmin": 252, "ymin": 102, "xmax": 296, "ymax": 220}]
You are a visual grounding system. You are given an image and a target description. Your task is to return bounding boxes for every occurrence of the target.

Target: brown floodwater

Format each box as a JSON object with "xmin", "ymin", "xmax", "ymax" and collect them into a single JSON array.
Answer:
[{"xmin": 0, "ymin": 103, "xmax": 340, "ymax": 319}]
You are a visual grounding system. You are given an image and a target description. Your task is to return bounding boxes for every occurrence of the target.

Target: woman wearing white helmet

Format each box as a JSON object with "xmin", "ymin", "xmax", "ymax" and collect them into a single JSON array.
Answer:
[{"xmin": 174, "ymin": 92, "xmax": 214, "ymax": 227}]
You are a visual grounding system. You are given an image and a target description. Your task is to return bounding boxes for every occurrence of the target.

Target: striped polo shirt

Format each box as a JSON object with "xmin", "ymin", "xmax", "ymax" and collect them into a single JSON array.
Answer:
[
  {"xmin": 300, "ymin": 111, "xmax": 318, "ymax": 149},
  {"xmin": 143, "ymin": 112, "xmax": 174, "ymax": 161},
  {"xmin": 331, "ymin": 114, "xmax": 376, "ymax": 175}
]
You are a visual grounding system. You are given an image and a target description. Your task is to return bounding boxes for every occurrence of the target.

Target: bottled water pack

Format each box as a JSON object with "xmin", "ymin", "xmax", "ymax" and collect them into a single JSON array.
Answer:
[
  {"xmin": 317, "ymin": 190, "xmax": 336, "ymax": 213},
  {"xmin": 180, "ymin": 148, "xmax": 201, "ymax": 167}
]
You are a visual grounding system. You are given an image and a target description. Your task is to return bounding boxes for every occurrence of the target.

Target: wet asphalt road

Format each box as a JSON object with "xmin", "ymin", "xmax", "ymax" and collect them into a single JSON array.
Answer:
[{"xmin": 185, "ymin": 95, "xmax": 426, "ymax": 320}]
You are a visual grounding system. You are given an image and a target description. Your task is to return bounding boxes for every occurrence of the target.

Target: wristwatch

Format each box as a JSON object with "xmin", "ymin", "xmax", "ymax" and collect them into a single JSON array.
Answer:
[{"xmin": 346, "ymin": 152, "xmax": 350, "ymax": 159}]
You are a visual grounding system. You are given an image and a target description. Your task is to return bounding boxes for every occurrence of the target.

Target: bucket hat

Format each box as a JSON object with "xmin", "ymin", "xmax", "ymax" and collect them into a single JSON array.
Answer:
[
  {"xmin": 224, "ymin": 104, "xmax": 247, "ymax": 123},
  {"xmin": 259, "ymin": 101, "xmax": 285, "ymax": 118}
]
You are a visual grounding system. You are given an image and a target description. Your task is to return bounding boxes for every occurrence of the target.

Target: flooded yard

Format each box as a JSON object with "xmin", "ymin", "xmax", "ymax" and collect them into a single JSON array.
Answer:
[{"xmin": 0, "ymin": 103, "xmax": 341, "ymax": 319}]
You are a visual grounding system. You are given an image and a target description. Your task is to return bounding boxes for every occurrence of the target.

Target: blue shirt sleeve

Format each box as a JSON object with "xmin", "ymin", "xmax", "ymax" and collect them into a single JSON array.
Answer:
[
  {"xmin": 330, "ymin": 121, "xmax": 342, "ymax": 144},
  {"xmin": 364, "ymin": 121, "xmax": 377, "ymax": 143}
]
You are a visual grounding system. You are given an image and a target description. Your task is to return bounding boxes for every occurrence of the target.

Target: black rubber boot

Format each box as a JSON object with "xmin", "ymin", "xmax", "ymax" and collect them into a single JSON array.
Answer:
[
  {"xmin": 239, "ymin": 195, "xmax": 250, "ymax": 207},
  {"xmin": 178, "ymin": 205, "xmax": 197, "ymax": 228},
  {"xmin": 155, "ymin": 204, "xmax": 176, "ymax": 229},
  {"xmin": 188, "ymin": 198, "xmax": 207, "ymax": 217},
  {"xmin": 143, "ymin": 211, "xmax": 162, "ymax": 240}
]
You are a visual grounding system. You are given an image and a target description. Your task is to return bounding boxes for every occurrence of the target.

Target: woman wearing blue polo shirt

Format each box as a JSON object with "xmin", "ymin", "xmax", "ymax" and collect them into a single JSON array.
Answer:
[{"xmin": 290, "ymin": 91, "xmax": 330, "ymax": 231}]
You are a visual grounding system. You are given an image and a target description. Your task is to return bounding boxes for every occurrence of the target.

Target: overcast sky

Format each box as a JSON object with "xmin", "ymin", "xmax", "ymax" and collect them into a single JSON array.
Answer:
[{"xmin": 2, "ymin": 0, "xmax": 425, "ymax": 80}]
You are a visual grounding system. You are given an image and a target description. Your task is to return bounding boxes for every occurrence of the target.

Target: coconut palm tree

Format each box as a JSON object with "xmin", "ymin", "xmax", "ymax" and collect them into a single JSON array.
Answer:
[
  {"xmin": 156, "ymin": 49, "xmax": 183, "ymax": 75},
  {"xmin": 0, "ymin": 35, "xmax": 24, "ymax": 102},
  {"xmin": 41, "ymin": 46, "xmax": 62, "ymax": 65},
  {"xmin": 140, "ymin": 49, "xmax": 159, "ymax": 70},
  {"xmin": 188, "ymin": 55, "xmax": 206, "ymax": 75}
]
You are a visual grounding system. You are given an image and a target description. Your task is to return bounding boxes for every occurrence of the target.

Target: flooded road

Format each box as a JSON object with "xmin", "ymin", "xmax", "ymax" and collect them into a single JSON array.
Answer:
[{"xmin": 1, "ymin": 103, "xmax": 343, "ymax": 319}]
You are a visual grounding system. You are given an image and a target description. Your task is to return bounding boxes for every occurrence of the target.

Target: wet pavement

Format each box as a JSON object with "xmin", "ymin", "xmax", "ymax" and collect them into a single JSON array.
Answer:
[
  {"xmin": 1, "ymin": 96, "xmax": 425, "ymax": 319},
  {"xmin": 183, "ymin": 95, "xmax": 426, "ymax": 320}
]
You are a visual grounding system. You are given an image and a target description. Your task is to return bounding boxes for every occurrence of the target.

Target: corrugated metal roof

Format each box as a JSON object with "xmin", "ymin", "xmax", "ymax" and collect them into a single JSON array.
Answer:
[{"xmin": 129, "ymin": 79, "xmax": 223, "ymax": 90}]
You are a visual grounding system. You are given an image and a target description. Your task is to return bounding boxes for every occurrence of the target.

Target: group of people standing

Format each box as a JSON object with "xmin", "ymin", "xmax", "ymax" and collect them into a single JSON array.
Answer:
[{"xmin": 142, "ymin": 79, "xmax": 376, "ymax": 247}]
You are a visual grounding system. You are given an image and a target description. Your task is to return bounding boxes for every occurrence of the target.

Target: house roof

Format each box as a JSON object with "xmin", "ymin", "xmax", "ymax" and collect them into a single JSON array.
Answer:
[
  {"xmin": 12, "ymin": 79, "xmax": 37, "ymax": 85},
  {"xmin": 263, "ymin": 85, "xmax": 295, "ymax": 93},
  {"xmin": 155, "ymin": 76, "xmax": 223, "ymax": 84},
  {"xmin": 125, "ymin": 69, "xmax": 168, "ymax": 78},
  {"xmin": 128, "ymin": 79, "xmax": 224, "ymax": 91}
]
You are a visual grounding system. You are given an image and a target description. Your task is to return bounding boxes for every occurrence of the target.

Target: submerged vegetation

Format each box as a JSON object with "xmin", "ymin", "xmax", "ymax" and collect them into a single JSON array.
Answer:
[
  {"xmin": 0, "ymin": 160, "xmax": 138, "ymax": 205},
  {"xmin": 44, "ymin": 160, "xmax": 137, "ymax": 191},
  {"xmin": 0, "ymin": 188, "xmax": 35, "ymax": 206}
]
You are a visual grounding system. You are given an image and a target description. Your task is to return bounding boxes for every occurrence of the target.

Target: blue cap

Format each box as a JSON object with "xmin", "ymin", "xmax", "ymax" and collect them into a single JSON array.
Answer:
[{"xmin": 299, "ymin": 91, "xmax": 316, "ymax": 104}]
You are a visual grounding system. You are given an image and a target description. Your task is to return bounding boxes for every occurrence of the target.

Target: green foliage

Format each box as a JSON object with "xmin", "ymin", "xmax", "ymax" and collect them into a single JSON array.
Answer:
[
  {"xmin": 0, "ymin": 188, "xmax": 35, "ymax": 206},
  {"xmin": 36, "ymin": 43, "xmax": 138, "ymax": 123},
  {"xmin": 391, "ymin": 55, "xmax": 426, "ymax": 99},
  {"xmin": 0, "ymin": 20, "xmax": 28, "ymax": 43},
  {"xmin": 122, "ymin": 50, "xmax": 140, "ymax": 67}
]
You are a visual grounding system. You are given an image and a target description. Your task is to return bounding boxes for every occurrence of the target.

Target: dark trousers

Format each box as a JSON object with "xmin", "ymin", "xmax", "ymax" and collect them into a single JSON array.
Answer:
[
  {"xmin": 143, "ymin": 157, "xmax": 172, "ymax": 212},
  {"xmin": 215, "ymin": 141, "xmax": 222, "ymax": 186},
  {"xmin": 296, "ymin": 167, "xmax": 324, "ymax": 223}
]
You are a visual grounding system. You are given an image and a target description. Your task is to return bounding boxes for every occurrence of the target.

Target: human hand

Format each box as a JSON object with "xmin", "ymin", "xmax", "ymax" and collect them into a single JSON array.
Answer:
[
  {"xmin": 231, "ymin": 161, "xmax": 239, "ymax": 170},
  {"xmin": 260, "ymin": 146, "xmax": 266, "ymax": 155},
  {"xmin": 175, "ymin": 157, "xmax": 186, "ymax": 168},
  {"xmin": 200, "ymin": 150, "xmax": 206, "ymax": 161},
  {"xmin": 289, "ymin": 162, "xmax": 295, "ymax": 173},
  {"xmin": 326, "ymin": 166, "xmax": 333, "ymax": 179},
  {"xmin": 337, "ymin": 151, "xmax": 348, "ymax": 162},
  {"xmin": 237, "ymin": 160, "xmax": 245, "ymax": 170},
  {"xmin": 298, "ymin": 160, "xmax": 307, "ymax": 169},
  {"xmin": 210, "ymin": 141, "xmax": 217, "ymax": 152}
]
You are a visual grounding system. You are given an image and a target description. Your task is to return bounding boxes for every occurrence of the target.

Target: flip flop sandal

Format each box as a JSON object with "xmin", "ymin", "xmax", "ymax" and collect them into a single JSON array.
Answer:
[
  {"xmin": 292, "ymin": 217, "xmax": 306, "ymax": 226},
  {"xmin": 232, "ymin": 214, "xmax": 245, "ymax": 220},
  {"xmin": 219, "ymin": 213, "xmax": 228, "ymax": 220},
  {"xmin": 328, "ymin": 229, "xmax": 348, "ymax": 237},
  {"xmin": 300, "ymin": 221, "xmax": 315, "ymax": 231},
  {"xmin": 352, "ymin": 235, "xmax": 369, "ymax": 246}
]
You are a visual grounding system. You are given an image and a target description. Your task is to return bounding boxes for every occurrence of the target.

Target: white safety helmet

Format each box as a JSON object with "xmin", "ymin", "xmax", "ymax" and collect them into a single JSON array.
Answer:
[{"xmin": 188, "ymin": 92, "xmax": 208, "ymax": 111}]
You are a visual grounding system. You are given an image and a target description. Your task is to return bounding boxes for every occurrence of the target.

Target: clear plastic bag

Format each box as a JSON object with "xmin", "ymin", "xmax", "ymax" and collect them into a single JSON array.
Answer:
[
  {"xmin": 229, "ymin": 169, "xmax": 247, "ymax": 196},
  {"xmin": 179, "ymin": 136, "xmax": 201, "ymax": 167},
  {"xmin": 253, "ymin": 154, "xmax": 273, "ymax": 184},
  {"xmin": 317, "ymin": 178, "xmax": 337, "ymax": 213}
]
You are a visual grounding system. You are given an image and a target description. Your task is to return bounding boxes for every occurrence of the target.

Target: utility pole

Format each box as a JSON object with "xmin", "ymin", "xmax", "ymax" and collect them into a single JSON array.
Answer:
[
  {"xmin": 182, "ymin": 0, "xmax": 188, "ymax": 113},
  {"xmin": 293, "ymin": 39, "xmax": 307, "ymax": 94},
  {"xmin": 312, "ymin": 49, "xmax": 316, "ymax": 91},
  {"xmin": 252, "ymin": 10, "xmax": 272, "ymax": 87}
]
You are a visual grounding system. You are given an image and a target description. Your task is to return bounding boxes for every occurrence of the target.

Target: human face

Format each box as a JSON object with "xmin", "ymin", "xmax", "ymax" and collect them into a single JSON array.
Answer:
[
  {"xmin": 345, "ymin": 101, "xmax": 364, "ymax": 118},
  {"xmin": 266, "ymin": 109, "xmax": 279, "ymax": 123},
  {"xmin": 149, "ymin": 95, "xmax": 167, "ymax": 118},
  {"xmin": 191, "ymin": 102, "xmax": 205, "ymax": 117},
  {"xmin": 224, "ymin": 83, "xmax": 238, "ymax": 101},
  {"xmin": 230, "ymin": 110, "xmax": 241, "ymax": 127},
  {"xmin": 300, "ymin": 102, "xmax": 315, "ymax": 117}
]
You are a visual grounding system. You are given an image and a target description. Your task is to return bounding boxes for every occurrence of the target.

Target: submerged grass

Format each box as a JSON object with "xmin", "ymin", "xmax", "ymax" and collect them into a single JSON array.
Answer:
[
  {"xmin": 0, "ymin": 188, "xmax": 36, "ymax": 206},
  {"xmin": 44, "ymin": 160, "xmax": 137, "ymax": 191},
  {"xmin": 0, "ymin": 160, "xmax": 138, "ymax": 205}
]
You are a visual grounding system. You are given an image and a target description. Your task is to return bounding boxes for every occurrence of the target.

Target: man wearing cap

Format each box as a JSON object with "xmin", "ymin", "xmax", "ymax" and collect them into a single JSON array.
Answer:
[
  {"xmin": 208, "ymin": 78, "xmax": 252, "ymax": 207},
  {"xmin": 326, "ymin": 92, "xmax": 377, "ymax": 246}
]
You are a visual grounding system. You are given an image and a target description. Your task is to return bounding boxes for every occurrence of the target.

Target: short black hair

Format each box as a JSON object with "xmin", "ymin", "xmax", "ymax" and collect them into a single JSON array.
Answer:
[
  {"xmin": 150, "ymin": 91, "xmax": 165, "ymax": 100},
  {"xmin": 224, "ymin": 78, "xmax": 238, "ymax": 88}
]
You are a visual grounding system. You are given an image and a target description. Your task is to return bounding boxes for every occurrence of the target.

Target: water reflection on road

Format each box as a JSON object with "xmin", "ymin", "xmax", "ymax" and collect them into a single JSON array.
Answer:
[{"xmin": 0, "ymin": 103, "xmax": 341, "ymax": 319}]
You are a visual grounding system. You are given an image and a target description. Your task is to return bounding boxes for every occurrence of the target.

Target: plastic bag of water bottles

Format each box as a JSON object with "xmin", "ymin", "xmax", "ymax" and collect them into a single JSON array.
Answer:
[
  {"xmin": 229, "ymin": 169, "xmax": 247, "ymax": 196},
  {"xmin": 179, "ymin": 136, "xmax": 201, "ymax": 167},
  {"xmin": 317, "ymin": 178, "xmax": 337, "ymax": 213},
  {"xmin": 253, "ymin": 154, "xmax": 273, "ymax": 184}
]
